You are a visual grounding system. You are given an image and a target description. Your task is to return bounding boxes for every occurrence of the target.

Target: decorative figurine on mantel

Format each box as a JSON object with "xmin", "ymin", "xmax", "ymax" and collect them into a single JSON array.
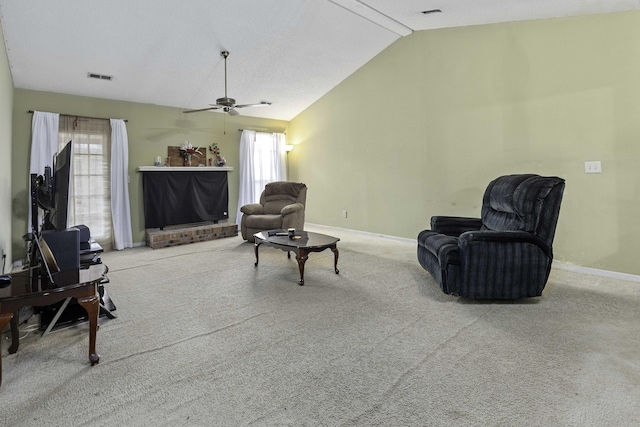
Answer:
[
  {"xmin": 179, "ymin": 141, "xmax": 202, "ymax": 166},
  {"xmin": 209, "ymin": 143, "xmax": 226, "ymax": 166}
]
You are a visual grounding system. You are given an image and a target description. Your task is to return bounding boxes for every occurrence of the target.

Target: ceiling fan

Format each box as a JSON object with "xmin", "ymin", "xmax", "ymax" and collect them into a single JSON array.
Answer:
[{"xmin": 184, "ymin": 50, "xmax": 271, "ymax": 116}]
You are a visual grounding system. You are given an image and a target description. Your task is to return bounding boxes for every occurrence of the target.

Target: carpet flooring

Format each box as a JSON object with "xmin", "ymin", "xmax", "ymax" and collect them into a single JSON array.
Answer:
[{"xmin": 0, "ymin": 225, "xmax": 638, "ymax": 426}]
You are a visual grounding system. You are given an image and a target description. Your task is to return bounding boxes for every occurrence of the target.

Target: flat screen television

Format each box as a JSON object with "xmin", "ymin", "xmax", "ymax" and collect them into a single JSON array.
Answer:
[{"xmin": 42, "ymin": 141, "xmax": 72, "ymax": 231}]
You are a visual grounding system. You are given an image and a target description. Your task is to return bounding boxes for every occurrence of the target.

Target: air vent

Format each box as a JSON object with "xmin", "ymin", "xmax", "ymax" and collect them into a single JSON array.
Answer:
[
  {"xmin": 87, "ymin": 72, "xmax": 113, "ymax": 81},
  {"xmin": 421, "ymin": 9, "xmax": 442, "ymax": 15}
]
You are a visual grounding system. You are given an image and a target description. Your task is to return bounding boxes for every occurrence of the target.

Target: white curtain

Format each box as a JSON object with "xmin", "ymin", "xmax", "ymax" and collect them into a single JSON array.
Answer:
[
  {"xmin": 274, "ymin": 132, "xmax": 287, "ymax": 177},
  {"xmin": 110, "ymin": 119, "xmax": 133, "ymax": 250},
  {"xmin": 236, "ymin": 130, "xmax": 287, "ymax": 227},
  {"xmin": 29, "ymin": 111, "xmax": 60, "ymax": 232},
  {"xmin": 237, "ymin": 130, "xmax": 256, "ymax": 227}
]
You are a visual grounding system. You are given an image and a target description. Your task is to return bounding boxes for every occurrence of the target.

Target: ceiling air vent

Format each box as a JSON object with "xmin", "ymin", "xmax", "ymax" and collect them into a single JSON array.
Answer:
[
  {"xmin": 421, "ymin": 9, "xmax": 442, "ymax": 15},
  {"xmin": 87, "ymin": 72, "xmax": 113, "ymax": 81}
]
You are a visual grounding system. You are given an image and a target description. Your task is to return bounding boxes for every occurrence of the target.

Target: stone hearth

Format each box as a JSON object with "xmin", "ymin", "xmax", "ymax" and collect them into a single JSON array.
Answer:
[{"xmin": 145, "ymin": 222, "xmax": 237, "ymax": 249}]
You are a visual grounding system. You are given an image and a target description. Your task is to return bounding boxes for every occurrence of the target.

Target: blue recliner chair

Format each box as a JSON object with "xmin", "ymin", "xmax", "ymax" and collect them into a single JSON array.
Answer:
[{"xmin": 417, "ymin": 174, "xmax": 565, "ymax": 299}]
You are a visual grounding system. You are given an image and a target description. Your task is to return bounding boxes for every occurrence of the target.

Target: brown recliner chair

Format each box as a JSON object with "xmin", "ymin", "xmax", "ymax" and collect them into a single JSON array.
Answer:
[{"xmin": 240, "ymin": 181, "xmax": 307, "ymax": 242}]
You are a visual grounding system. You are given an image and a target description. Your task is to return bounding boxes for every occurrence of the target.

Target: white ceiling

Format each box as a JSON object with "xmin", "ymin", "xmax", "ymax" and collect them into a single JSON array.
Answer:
[{"xmin": 1, "ymin": 0, "xmax": 638, "ymax": 121}]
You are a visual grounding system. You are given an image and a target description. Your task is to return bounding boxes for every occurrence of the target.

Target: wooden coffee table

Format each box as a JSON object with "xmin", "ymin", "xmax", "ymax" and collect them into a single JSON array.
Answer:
[{"xmin": 253, "ymin": 230, "xmax": 340, "ymax": 285}]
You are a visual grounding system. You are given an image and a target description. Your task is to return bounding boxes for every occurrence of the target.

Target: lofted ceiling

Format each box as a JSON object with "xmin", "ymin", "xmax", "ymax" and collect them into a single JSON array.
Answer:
[{"xmin": 1, "ymin": 0, "xmax": 638, "ymax": 121}]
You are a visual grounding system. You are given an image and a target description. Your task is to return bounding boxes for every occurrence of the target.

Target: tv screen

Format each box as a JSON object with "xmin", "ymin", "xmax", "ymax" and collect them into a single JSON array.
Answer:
[{"xmin": 49, "ymin": 141, "xmax": 72, "ymax": 231}]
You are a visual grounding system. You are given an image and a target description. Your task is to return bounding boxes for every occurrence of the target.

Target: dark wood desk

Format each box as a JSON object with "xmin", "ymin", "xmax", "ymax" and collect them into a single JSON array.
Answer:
[
  {"xmin": 0, "ymin": 264, "xmax": 105, "ymax": 387},
  {"xmin": 254, "ymin": 230, "xmax": 340, "ymax": 285}
]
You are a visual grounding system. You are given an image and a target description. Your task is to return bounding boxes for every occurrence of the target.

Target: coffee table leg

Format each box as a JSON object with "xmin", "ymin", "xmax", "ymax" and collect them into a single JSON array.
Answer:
[
  {"xmin": 254, "ymin": 242, "xmax": 262, "ymax": 267},
  {"xmin": 0, "ymin": 313, "xmax": 15, "ymax": 386},
  {"xmin": 77, "ymin": 294, "xmax": 100, "ymax": 366},
  {"xmin": 331, "ymin": 245, "xmax": 340, "ymax": 274},
  {"xmin": 296, "ymin": 250, "xmax": 308, "ymax": 286}
]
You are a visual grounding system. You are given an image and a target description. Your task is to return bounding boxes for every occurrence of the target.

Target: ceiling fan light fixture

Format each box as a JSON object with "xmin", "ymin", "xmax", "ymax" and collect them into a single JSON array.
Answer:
[{"xmin": 216, "ymin": 97, "xmax": 236, "ymax": 107}]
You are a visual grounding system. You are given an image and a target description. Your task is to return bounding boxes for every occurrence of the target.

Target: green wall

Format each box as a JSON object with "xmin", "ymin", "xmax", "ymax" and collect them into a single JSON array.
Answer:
[
  {"xmin": 8, "ymin": 11, "xmax": 640, "ymax": 276},
  {"xmin": 288, "ymin": 11, "xmax": 640, "ymax": 275},
  {"xmin": 11, "ymin": 90, "xmax": 287, "ymax": 258},
  {"xmin": 0, "ymin": 18, "xmax": 14, "ymax": 273}
]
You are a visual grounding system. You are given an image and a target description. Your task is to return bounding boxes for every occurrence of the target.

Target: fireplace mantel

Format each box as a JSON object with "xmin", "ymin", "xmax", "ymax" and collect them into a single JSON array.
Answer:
[{"xmin": 137, "ymin": 166, "xmax": 233, "ymax": 172}]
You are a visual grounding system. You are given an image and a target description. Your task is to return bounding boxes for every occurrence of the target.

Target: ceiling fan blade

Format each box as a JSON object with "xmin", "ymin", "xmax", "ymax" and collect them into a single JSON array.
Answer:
[
  {"xmin": 235, "ymin": 101, "xmax": 272, "ymax": 108},
  {"xmin": 183, "ymin": 106, "xmax": 221, "ymax": 113},
  {"xmin": 192, "ymin": 52, "xmax": 269, "ymax": 115}
]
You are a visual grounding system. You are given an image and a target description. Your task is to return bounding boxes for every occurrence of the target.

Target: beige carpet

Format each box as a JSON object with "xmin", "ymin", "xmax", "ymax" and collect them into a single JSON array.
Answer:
[{"xmin": 1, "ymin": 225, "xmax": 639, "ymax": 426}]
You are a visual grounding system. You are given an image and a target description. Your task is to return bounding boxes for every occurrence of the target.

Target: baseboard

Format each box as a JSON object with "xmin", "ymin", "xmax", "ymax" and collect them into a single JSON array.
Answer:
[
  {"xmin": 552, "ymin": 261, "xmax": 640, "ymax": 283},
  {"xmin": 306, "ymin": 222, "xmax": 415, "ymax": 244},
  {"xmin": 307, "ymin": 223, "xmax": 640, "ymax": 284}
]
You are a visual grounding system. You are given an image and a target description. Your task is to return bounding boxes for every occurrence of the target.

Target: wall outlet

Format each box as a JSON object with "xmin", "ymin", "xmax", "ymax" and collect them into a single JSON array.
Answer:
[
  {"xmin": 342, "ymin": 210, "xmax": 348, "ymax": 218},
  {"xmin": 585, "ymin": 161, "xmax": 602, "ymax": 174}
]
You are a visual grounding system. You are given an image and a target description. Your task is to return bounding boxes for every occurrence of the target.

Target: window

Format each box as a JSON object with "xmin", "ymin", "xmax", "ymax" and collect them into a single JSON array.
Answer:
[
  {"xmin": 236, "ymin": 131, "xmax": 287, "ymax": 226},
  {"xmin": 58, "ymin": 115, "xmax": 112, "ymax": 245},
  {"xmin": 251, "ymin": 132, "xmax": 286, "ymax": 201}
]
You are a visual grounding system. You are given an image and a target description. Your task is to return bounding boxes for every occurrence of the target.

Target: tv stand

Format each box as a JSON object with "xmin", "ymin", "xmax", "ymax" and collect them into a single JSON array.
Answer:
[
  {"xmin": 37, "ymin": 227, "xmax": 117, "ymax": 333},
  {"xmin": 28, "ymin": 170, "xmax": 117, "ymax": 332}
]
